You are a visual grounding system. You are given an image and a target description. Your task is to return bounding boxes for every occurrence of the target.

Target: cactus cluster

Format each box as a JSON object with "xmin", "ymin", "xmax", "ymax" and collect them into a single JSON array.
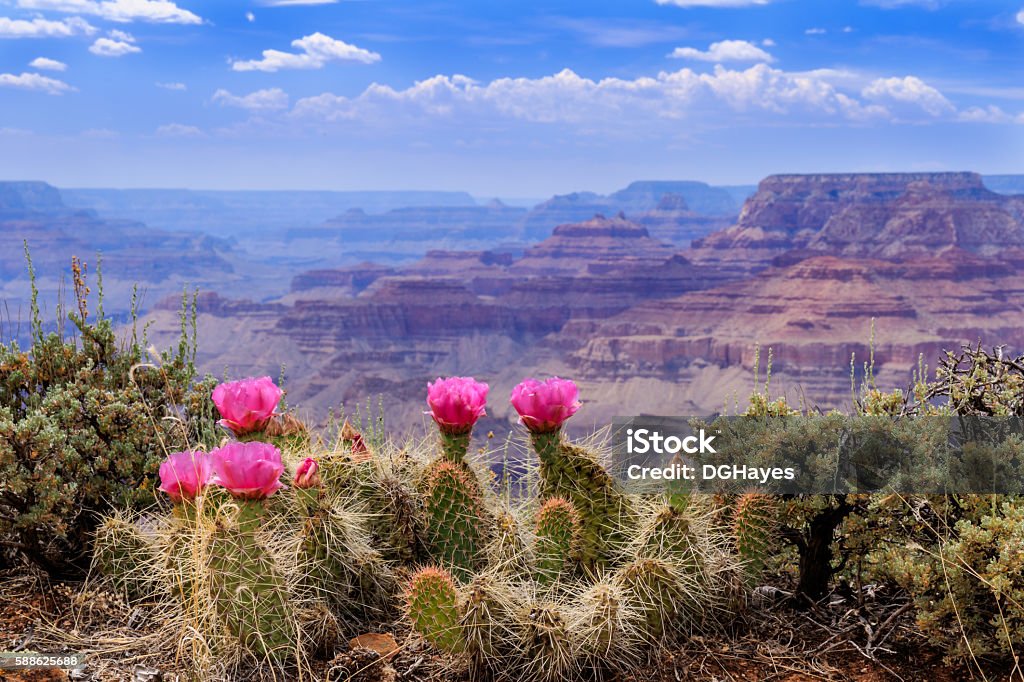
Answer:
[{"xmin": 90, "ymin": 374, "xmax": 777, "ymax": 681}]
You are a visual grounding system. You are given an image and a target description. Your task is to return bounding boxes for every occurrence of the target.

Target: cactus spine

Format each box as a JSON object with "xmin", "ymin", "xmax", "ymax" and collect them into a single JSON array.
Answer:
[
  {"xmin": 617, "ymin": 558, "xmax": 687, "ymax": 640},
  {"xmin": 488, "ymin": 511, "xmax": 532, "ymax": 576},
  {"xmin": 519, "ymin": 602, "xmax": 574, "ymax": 682},
  {"xmin": 406, "ymin": 567, "xmax": 464, "ymax": 654},
  {"xmin": 732, "ymin": 492, "xmax": 779, "ymax": 584},
  {"xmin": 92, "ymin": 511, "xmax": 158, "ymax": 599},
  {"xmin": 534, "ymin": 497, "xmax": 580, "ymax": 584},
  {"xmin": 530, "ymin": 431, "xmax": 626, "ymax": 569},
  {"xmin": 572, "ymin": 581, "xmax": 640, "ymax": 670},
  {"xmin": 460, "ymin": 573, "xmax": 520, "ymax": 672},
  {"xmin": 208, "ymin": 500, "xmax": 295, "ymax": 660},
  {"xmin": 634, "ymin": 503, "xmax": 697, "ymax": 564},
  {"xmin": 421, "ymin": 459, "xmax": 487, "ymax": 578}
]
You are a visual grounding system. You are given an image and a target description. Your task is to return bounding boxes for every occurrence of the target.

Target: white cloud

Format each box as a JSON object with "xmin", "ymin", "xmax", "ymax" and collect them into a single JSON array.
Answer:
[
  {"xmin": 17, "ymin": 0, "xmax": 202, "ymax": 24},
  {"xmin": 156, "ymin": 123, "xmax": 202, "ymax": 137},
  {"xmin": 213, "ymin": 87, "xmax": 289, "ymax": 110},
  {"xmin": 0, "ymin": 71, "xmax": 74, "ymax": 94},
  {"xmin": 156, "ymin": 81, "xmax": 186, "ymax": 90},
  {"xmin": 0, "ymin": 16, "xmax": 96, "ymax": 38},
  {"xmin": 89, "ymin": 32, "xmax": 141, "ymax": 57},
  {"xmin": 231, "ymin": 32, "xmax": 380, "ymax": 72},
  {"xmin": 842, "ymin": 26, "xmax": 854, "ymax": 33},
  {"xmin": 805, "ymin": 27, "xmax": 827, "ymax": 35},
  {"xmin": 655, "ymin": 0, "xmax": 771, "ymax": 6},
  {"xmin": 29, "ymin": 57, "xmax": 68, "ymax": 71},
  {"xmin": 1017, "ymin": 9, "xmax": 1024, "ymax": 25},
  {"xmin": 291, "ymin": 64, "xmax": 896, "ymax": 127},
  {"xmin": 761, "ymin": 38, "xmax": 775, "ymax": 46},
  {"xmin": 957, "ymin": 105, "xmax": 1014, "ymax": 124},
  {"xmin": 862, "ymin": 76, "xmax": 954, "ymax": 116},
  {"xmin": 246, "ymin": 11, "xmax": 255, "ymax": 22},
  {"xmin": 669, "ymin": 39, "xmax": 774, "ymax": 63}
]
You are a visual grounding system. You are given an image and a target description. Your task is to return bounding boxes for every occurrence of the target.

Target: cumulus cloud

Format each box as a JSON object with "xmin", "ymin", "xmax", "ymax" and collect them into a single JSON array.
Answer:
[
  {"xmin": 957, "ymin": 105, "xmax": 1016, "ymax": 124},
  {"xmin": 862, "ymin": 75, "xmax": 953, "ymax": 116},
  {"xmin": 0, "ymin": 16, "xmax": 95, "ymax": 38},
  {"xmin": 29, "ymin": 57, "xmax": 68, "ymax": 71},
  {"xmin": 231, "ymin": 32, "xmax": 380, "ymax": 71},
  {"xmin": 1017, "ymin": 9, "xmax": 1024, "ymax": 25},
  {"xmin": 669, "ymin": 40, "xmax": 774, "ymax": 63},
  {"xmin": 805, "ymin": 27, "xmax": 827, "ymax": 35},
  {"xmin": 17, "ymin": 0, "xmax": 202, "ymax": 24},
  {"xmin": 213, "ymin": 87, "xmax": 289, "ymax": 110},
  {"xmin": 655, "ymin": 0, "xmax": 771, "ymax": 6},
  {"xmin": 156, "ymin": 123, "xmax": 202, "ymax": 137},
  {"xmin": 290, "ymin": 64, "xmax": 895, "ymax": 127},
  {"xmin": 246, "ymin": 11, "xmax": 255, "ymax": 22},
  {"xmin": 0, "ymin": 71, "xmax": 75, "ymax": 94},
  {"xmin": 89, "ymin": 30, "xmax": 140, "ymax": 56},
  {"xmin": 156, "ymin": 81, "xmax": 186, "ymax": 90}
]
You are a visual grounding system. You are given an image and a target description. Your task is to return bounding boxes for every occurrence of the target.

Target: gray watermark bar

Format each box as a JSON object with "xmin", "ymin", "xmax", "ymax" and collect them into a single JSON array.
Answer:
[
  {"xmin": 0, "ymin": 652, "xmax": 87, "ymax": 670},
  {"xmin": 610, "ymin": 416, "xmax": 1024, "ymax": 495}
]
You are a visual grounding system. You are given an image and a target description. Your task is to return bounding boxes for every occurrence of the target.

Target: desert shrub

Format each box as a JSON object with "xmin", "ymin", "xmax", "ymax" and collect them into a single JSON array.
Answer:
[
  {"xmin": 886, "ymin": 497, "xmax": 1024, "ymax": 665},
  {"xmin": 0, "ymin": 253, "xmax": 217, "ymax": 573}
]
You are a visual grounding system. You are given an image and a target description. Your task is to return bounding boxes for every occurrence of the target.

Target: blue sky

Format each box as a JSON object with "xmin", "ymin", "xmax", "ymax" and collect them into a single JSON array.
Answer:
[{"xmin": 0, "ymin": 0, "xmax": 1021, "ymax": 195}]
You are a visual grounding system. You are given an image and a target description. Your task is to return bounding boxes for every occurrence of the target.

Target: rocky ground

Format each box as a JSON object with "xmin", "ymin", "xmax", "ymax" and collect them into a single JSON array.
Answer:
[{"xmin": 0, "ymin": 564, "xmax": 970, "ymax": 682}]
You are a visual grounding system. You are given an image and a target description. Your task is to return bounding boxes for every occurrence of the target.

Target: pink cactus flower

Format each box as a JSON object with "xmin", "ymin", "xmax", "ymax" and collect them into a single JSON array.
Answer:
[
  {"xmin": 510, "ymin": 377, "xmax": 582, "ymax": 433},
  {"xmin": 209, "ymin": 442, "xmax": 285, "ymax": 500},
  {"xmin": 293, "ymin": 457, "xmax": 321, "ymax": 489},
  {"xmin": 427, "ymin": 376, "xmax": 489, "ymax": 434},
  {"xmin": 158, "ymin": 451, "xmax": 213, "ymax": 502},
  {"xmin": 211, "ymin": 376, "xmax": 283, "ymax": 435}
]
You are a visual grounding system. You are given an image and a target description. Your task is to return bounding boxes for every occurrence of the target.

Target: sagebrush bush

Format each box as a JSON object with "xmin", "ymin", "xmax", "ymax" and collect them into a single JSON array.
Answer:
[
  {"xmin": 0, "ymin": 253, "xmax": 217, "ymax": 572},
  {"xmin": 886, "ymin": 498, "xmax": 1024, "ymax": 664}
]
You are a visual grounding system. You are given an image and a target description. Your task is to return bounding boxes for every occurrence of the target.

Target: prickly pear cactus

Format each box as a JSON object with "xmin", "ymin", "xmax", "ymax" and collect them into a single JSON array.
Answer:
[
  {"xmin": 519, "ymin": 602, "xmax": 573, "ymax": 682},
  {"xmin": 633, "ymin": 503, "xmax": 696, "ymax": 563},
  {"xmin": 534, "ymin": 497, "xmax": 580, "ymax": 584},
  {"xmin": 440, "ymin": 430, "xmax": 473, "ymax": 464},
  {"xmin": 208, "ymin": 500, "xmax": 296, "ymax": 661},
  {"xmin": 460, "ymin": 573, "xmax": 520, "ymax": 671},
  {"xmin": 92, "ymin": 511, "xmax": 158, "ymax": 599},
  {"xmin": 406, "ymin": 566, "xmax": 464, "ymax": 654},
  {"xmin": 617, "ymin": 558, "xmax": 687, "ymax": 640},
  {"xmin": 487, "ymin": 511, "xmax": 532, "ymax": 576},
  {"xmin": 529, "ymin": 432, "xmax": 627, "ymax": 569},
  {"xmin": 571, "ymin": 581, "xmax": 640, "ymax": 669},
  {"xmin": 421, "ymin": 459, "xmax": 487, "ymax": 577},
  {"xmin": 732, "ymin": 492, "xmax": 779, "ymax": 584}
]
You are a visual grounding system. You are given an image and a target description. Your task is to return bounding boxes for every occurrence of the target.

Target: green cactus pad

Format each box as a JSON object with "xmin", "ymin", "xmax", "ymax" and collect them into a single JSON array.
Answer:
[
  {"xmin": 92, "ymin": 511, "xmax": 159, "ymax": 599},
  {"xmin": 530, "ymin": 431, "xmax": 627, "ymax": 569},
  {"xmin": 406, "ymin": 566, "xmax": 464, "ymax": 654},
  {"xmin": 208, "ymin": 500, "xmax": 296, "ymax": 661},
  {"xmin": 534, "ymin": 497, "xmax": 580, "ymax": 584},
  {"xmin": 617, "ymin": 558, "xmax": 687, "ymax": 640},
  {"xmin": 421, "ymin": 459, "xmax": 487, "ymax": 578},
  {"xmin": 732, "ymin": 492, "xmax": 779, "ymax": 583}
]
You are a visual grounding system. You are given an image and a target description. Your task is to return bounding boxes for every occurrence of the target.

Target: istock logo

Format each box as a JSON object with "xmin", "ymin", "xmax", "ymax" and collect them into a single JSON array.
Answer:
[{"xmin": 626, "ymin": 428, "xmax": 716, "ymax": 455}]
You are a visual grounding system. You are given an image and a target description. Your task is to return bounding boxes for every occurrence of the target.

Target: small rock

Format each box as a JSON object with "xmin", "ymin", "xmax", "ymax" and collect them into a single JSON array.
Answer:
[
  {"xmin": 326, "ymin": 647, "xmax": 391, "ymax": 682},
  {"xmin": 132, "ymin": 664, "xmax": 162, "ymax": 681},
  {"xmin": 348, "ymin": 633, "xmax": 399, "ymax": 658}
]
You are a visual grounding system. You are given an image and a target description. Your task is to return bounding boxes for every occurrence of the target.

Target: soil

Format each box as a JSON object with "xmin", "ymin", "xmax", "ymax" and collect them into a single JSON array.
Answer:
[{"xmin": 0, "ymin": 566, "xmax": 997, "ymax": 682}]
